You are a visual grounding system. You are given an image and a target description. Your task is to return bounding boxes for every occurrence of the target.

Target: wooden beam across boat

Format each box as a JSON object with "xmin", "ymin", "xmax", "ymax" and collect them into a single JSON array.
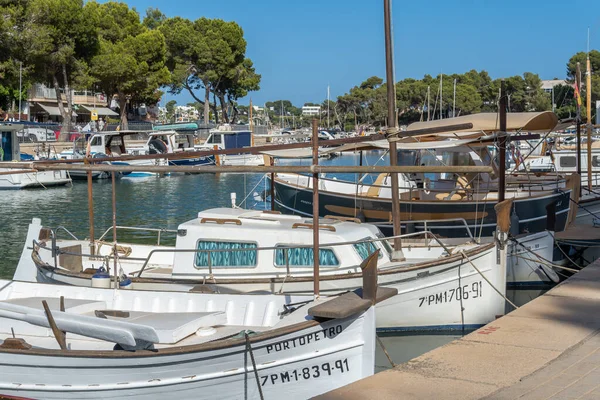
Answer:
[
  {"xmin": 0, "ymin": 162, "xmax": 494, "ymax": 175},
  {"xmin": 30, "ymin": 121, "xmax": 477, "ymax": 166}
]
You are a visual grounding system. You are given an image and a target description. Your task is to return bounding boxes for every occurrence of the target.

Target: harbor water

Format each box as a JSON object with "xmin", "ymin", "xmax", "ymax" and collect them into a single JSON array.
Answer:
[{"xmin": 0, "ymin": 151, "xmax": 549, "ymax": 371}]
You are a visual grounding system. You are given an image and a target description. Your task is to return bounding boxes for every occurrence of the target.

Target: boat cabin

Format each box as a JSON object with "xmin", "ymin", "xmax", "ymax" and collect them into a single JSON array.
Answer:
[
  {"xmin": 145, "ymin": 131, "xmax": 197, "ymax": 154},
  {"xmin": 87, "ymin": 131, "xmax": 145, "ymax": 157},
  {"xmin": 171, "ymin": 208, "xmax": 391, "ymax": 278},
  {"xmin": 402, "ymin": 144, "xmax": 497, "ymax": 200},
  {"xmin": 0, "ymin": 124, "xmax": 21, "ymax": 162},
  {"xmin": 199, "ymin": 128, "xmax": 253, "ymax": 154}
]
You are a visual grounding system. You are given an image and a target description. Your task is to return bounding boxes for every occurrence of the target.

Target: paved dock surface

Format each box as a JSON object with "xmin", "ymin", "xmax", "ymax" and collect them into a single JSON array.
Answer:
[{"xmin": 317, "ymin": 260, "xmax": 600, "ymax": 400}]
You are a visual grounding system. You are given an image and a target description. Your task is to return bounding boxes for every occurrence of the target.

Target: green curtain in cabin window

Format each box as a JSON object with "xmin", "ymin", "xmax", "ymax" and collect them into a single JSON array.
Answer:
[
  {"xmin": 353, "ymin": 241, "xmax": 382, "ymax": 260},
  {"xmin": 274, "ymin": 246, "xmax": 339, "ymax": 267},
  {"xmin": 195, "ymin": 241, "xmax": 257, "ymax": 268}
]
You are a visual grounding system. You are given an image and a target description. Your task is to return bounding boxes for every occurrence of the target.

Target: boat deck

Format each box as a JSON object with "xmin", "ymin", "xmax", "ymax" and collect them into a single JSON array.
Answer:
[
  {"xmin": 317, "ymin": 257, "xmax": 600, "ymax": 399},
  {"xmin": 555, "ymin": 224, "xmax": 600, "ymax": 245}
]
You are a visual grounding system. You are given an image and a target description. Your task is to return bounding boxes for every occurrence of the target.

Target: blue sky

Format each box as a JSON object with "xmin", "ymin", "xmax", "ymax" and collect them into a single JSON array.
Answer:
[{"xmin": 117, "ymin": 0, "xmax": 600, "ymax": 107}]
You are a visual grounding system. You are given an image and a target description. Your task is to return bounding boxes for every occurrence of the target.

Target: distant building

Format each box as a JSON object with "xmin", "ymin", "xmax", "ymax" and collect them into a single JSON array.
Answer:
[
  {"xmin": 252, "ymin": 105, "xmax": 264, "ymax": 112},
  {"xmin": 541, "ymin": 80, "xmax": 567, "ymax": 93},
  {"xmin": 27, "ymin": 83, "xmax": 117, "ymax": 123},
  {"xmin": 302, "ymin": 105, "xmax": 321, "ymax": 116}
]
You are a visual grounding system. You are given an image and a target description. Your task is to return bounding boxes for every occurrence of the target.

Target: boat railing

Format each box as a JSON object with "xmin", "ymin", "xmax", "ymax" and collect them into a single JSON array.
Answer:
[
  {"xmin": 54, "ymin": 226, "xmax": 80, "ymax": 241},
  {"xmin": 33, "ymin": 229, "xmax": 453, "ymax": 279},
  {"xmin": 402, "ymin": 218, "xmax": 474, "ymax": 242},
  {"xmin": 97, "ymin": 226, "xmax": 179, "ymax": 246}
]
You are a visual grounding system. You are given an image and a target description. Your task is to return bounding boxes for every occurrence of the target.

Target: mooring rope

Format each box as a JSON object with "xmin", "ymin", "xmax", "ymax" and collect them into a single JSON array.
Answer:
[
  {"xmin": 245, "ymin": 332, "xmax": 265, "ymax": 400},
  {"xmin": 459, "ymin": 250, "xmax": 519, "ymax": 310}
]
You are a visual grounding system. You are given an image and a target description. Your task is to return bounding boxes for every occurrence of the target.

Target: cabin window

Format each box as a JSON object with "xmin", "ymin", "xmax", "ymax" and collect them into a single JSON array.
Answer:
[
  {"xmin": 194, "ymin": 240, "xmax": 257, "ymax": 268},
  {"xmin": 353, "ymin": 239, "xmax": 383, "ymax": 260},
  {"xmin": 274, "ymin": 246, "xmax": 339, "ymax": 267},
  {"xmin": 208, "ymin": 134, "xmax": 221, "ymax": 144},
  {"xmin": 90, "ymin": 136, "xmax": 102, "ymax": 147},
  {"xmin": 592, "ymin": 156, "xmax": 600, "ymax": 168},
  {"xmin": 559, "ymin": 156, "xmax": 576, "ymax": 168}
]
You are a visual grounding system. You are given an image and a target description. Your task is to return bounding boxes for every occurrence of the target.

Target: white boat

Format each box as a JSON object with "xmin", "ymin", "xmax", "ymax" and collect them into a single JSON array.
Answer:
[
  {"xmin": 59, "ymin": 131, "xmax": 168, "ymax": 178},
  {"xmin": 17, "ymin": 202, "xmax": 513, "ymax": 332},
  {"xmin": 0, "ymin": 124, "xmax": 71, "ymax": 189},
  {"xmin": 196, "ymin": 125, "xmax": 264, "ymax": 166},
  {"xmin": 128, "ymin": 130, "xmax": 216, "ymax": 169},
  {"xmin": 0, "ymin": 269, "xmax": 381, "ymax": 399}
]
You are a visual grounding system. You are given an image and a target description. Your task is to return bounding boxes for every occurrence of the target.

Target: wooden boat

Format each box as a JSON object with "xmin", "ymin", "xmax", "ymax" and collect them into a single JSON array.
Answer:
[
  {"xmin": 17, "ymin": 202, "xmax": 513, "ymax": 332},
  {"xmin": 197, "ymin": 126, "xmax": 264, "ymax": 166},
  {"xmin": 271, "ymin": 112, "xmax": 577, "ymax": 238},
  {"xmin": 0, "ymin": 124, "xmax": 71, "ymax": 189},
  {"xmin": 0, "ymin": 253, "xmax": 385, "ymax": 399}
]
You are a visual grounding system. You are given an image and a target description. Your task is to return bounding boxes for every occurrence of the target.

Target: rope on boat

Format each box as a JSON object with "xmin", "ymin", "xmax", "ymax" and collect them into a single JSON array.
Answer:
[
  {"xmin": 245, "ymin": 332, "xmax": 265, "ymax": 400},
  {"xmin": 459, "ymin": 250, "xmax": 519, "ymax": 310},
  {"xmin": 560, "ymin": 190, "xmax": 600, "ymax": 221},
  {"xmin": 514, "ymin": 255, "xmax": 578, "ymax": 274},
  {"xmin": 236, "ymin": 174, "xmax": 267, "ymax": 208},
  {"xmin": 547, "ymin": 231, "xmax": 586, "ymax": 269},
  {"xmin": 508, "ymin": 236, "xmax": 581, "ymax": 272},
  {"xmin": 376, "ymin": 335, "xmax": 397, "ymax": 368}
]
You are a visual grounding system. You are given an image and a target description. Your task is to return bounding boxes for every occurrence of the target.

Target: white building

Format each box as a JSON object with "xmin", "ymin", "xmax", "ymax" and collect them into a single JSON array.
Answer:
[
  {"xmin": 302, "ymin": 105, "xmax": 321, "ymax": 116},
  {"xmin": 541, "ymin": 80, "xmax": 567, "ymax": 93}
]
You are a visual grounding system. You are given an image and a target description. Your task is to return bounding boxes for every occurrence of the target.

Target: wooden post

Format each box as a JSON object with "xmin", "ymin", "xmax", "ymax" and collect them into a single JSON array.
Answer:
[
  {"xmin": 384, "ymin": 0, "xmax": 403, "ymax": 259},
  {"xmin": 270, "ymin": 156, "xmax": 275, "ymax": 211},
  {"xmin": 576, "ymin": 62, "xmax": 583, "ymax": 194},
  {"xmin": 85, "ymin": 158, "xmax": 95, "ymax": 256},
  {"xmin": 498, "ymin": 80, "xmax": 507, "ymax": 203},
  {"xmin": 587, "ymin": 55, "xmax": 593, "ymax": 191},
  {"xmin": 312, "ymin": 118, "xmax": 320, "ymax": 297},
  {"xmin": 111, "ymin": 173, "xmax": 118, "ymax": 288}
]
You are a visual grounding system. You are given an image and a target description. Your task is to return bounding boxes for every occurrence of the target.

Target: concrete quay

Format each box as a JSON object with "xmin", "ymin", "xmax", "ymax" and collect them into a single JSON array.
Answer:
[{"xmin": 318, "ymin": 260, "xmax": 600, "ymax": 400}]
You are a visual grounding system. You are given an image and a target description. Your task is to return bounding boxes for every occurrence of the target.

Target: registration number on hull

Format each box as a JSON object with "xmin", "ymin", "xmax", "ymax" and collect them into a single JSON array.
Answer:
[
  {"xmin": 260, "ymin": 358, "xmax": 349, "ymax": 386},
  {"xmin": 419, "ymin": 281, "xmax": 483, "ymax": 307}
]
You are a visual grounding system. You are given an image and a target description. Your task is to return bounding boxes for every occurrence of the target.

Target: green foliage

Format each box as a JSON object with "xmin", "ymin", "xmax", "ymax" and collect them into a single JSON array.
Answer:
[
  {"xmin": 89, "ymin": 2, "xmax": 169, "ymax": 128},
  {"xmin": 160, "ymin": 16, "xmax": 260, "ymax": 123},
  {"xmin": 143, "ymin": 8, "xmax": 166, "ymax": 30}
]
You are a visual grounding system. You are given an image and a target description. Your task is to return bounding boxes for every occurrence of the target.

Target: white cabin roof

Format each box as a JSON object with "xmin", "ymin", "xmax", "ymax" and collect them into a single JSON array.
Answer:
[{"xmin": 178, "ymin": 208, "xmax": 381, "ymax": 242}]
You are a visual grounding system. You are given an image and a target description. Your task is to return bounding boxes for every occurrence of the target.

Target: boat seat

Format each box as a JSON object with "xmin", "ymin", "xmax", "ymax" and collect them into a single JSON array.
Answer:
[
  {"xmin": 435, "ymin": 193, "xmax": 463, "ymax": 201},
  {"xmin": 366, "ymin": 173, "xmax": 387, "ymax": 197},
  {"xmin": 110, "ymin": 146, "xmax": 122, "ymax": 156},
  {"xmin": 2, "ymin": 297, "xmax": 107, "ymax": 315},
  {"xmin": 98, "ymin": 310, "xmax": 228, "ymax": 344}
]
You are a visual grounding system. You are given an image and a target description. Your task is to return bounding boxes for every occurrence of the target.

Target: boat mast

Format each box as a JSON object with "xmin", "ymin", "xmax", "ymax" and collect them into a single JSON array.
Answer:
[
  {"xmin": 384, "ymin": 0, "xmax": 404, "ymax": 260},
  {"xmin": 427, "ymin": 86, "xmax": 430, "ymax": 121},
  {"xmin": 440, "ymin": 72, "xmax": 443, "ymax": 120},
  {"xmin": 311, "ymin": 118, "xmax": 320, "ymax": 296},
  {"xmin": 327, "ymin": 84, "xmax": 330, "ymax": 129},
  {"xmin": 586, "ymin": 28, "xmax": 593, "ymax": 191},
  {"xmin": 499, "ymin": 80, "xmax": 507, "ymax": 202},
  {"xmin": 453, "ymin": 78, "xmax": 457, "ymax": 118},
  {"xmin": 576, "ymin": 62, "xmax": 582, "ymax": 184}
]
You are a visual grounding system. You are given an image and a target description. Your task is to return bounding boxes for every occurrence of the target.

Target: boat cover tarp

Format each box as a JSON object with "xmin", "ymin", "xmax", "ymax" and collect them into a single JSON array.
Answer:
[{"xmin": 393, "ymin": 112, "xmax": 558, "ymax": 142}]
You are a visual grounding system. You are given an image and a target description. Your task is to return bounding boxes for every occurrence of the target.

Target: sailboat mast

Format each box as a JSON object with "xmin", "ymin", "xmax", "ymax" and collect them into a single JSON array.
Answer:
[
  {"xmin": 453, "ymin": 78, "xmax": 457, "ymax": 118},
  {"xmin": 587, "ymin": 29, "xmax": 593, "ymax": 191},
  {"xmin": 384, "ymin": 0, "xmax": 404, "ymax": 259},
  {"xmin": 440, "ymin": 73, "xmax": 443, "ymax": 120},
  {"xmin": 327, "ymin": 85, "xmax": 330, "ymax": 129},
  {"xmin": 427, "ymin": 86, "xmax": 430, "ymax": 121}
]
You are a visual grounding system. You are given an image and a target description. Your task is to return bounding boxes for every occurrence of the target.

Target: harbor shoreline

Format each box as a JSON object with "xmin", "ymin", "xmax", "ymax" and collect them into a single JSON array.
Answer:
[{"xmin": 317, "ymin": 258, "xmax": 600, "ymax": 399}]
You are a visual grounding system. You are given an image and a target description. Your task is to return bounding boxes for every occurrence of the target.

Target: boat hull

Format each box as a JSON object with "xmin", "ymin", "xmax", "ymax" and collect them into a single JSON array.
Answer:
[
  {"xmin": 0, "ymin": 170, "xmax": 71, "ymax": 190},
  {"xmin": 32, "ymin": 244, "xmax": 506, "ymax": 332},
  {"xmin": 0, "ymin": 281, "xmax": 375, "ymax": 400},
  {"xmin": 272, "ymin": 176, "xmax": 571, "ymax": 238}
]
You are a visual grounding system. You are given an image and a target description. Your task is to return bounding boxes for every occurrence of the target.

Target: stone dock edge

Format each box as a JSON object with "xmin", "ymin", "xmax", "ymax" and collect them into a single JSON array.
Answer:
[{"xmin": 316, "ymin": 259, "xmax": 600, "ymax": 399}]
